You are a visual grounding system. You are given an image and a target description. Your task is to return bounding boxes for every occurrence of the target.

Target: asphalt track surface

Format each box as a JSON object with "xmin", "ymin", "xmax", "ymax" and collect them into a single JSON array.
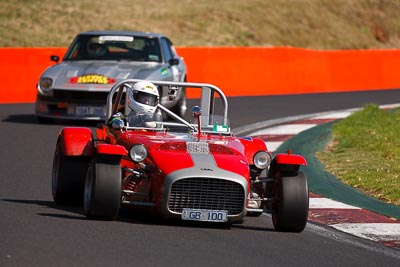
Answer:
[{"xmin": 2, "ymin": 89, "xmax": 400, "ymax": 266}]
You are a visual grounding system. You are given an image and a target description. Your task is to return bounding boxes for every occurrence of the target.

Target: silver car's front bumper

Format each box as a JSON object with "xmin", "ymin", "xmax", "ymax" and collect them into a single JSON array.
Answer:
[
  {"xmin": 35, "ymin": 86, "xmax": 186, "ymax": 121},
  {"xmin": 35, "ymin": 96, "xmax": 106, "ymax": 121}
]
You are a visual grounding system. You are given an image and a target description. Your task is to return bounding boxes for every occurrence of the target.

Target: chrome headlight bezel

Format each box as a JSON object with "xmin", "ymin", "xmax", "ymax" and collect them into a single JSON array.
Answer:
[
  {"xmin": 38, "ymin": 77, "xmax": 53, "ymax": 94},
  {"xmin": 253, "ymin": 151, "xmax": 272, "ymax": 169},
  {"xmin": 129, "ymin": 144, "xmax": 148, "ymax": 163}
]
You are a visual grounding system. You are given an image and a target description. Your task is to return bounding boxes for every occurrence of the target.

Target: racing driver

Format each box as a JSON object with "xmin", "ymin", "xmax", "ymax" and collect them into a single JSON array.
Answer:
[{"xmin": 110, "ymin": 81, "xmax": 162, "ymax": 127}]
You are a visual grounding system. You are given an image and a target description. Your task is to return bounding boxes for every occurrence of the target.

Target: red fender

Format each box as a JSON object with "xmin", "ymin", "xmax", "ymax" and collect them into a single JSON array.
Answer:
[
  {"xmin": 59, "ymin": 127, "xmax": 94, "ymax": 156},
  {"xmin": 96, "ymin": 143, "xmax": 128, "ymax": 156},
  {"xmin": 238, "ymin": 137, "xmax": 268, "ymax": 165},
  {"xmin": 274, "ymin": 153, "xmax": 307, "ymax": 166}
]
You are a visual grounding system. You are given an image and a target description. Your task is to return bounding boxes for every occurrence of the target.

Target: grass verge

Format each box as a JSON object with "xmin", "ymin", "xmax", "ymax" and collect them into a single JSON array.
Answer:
[
  {"xmin": 1, "ymin": 0, "xmax": 400, "ymax": 48},
  {"xmin": 317, "ymin": 104, "xmax": 400, "ymax": 206}
]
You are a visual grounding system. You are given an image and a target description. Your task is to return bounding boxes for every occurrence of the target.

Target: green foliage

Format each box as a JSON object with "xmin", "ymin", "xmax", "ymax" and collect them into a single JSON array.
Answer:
[{"xmin": 317, "ymin": 104, "xmax": 400, "ymax": 205}]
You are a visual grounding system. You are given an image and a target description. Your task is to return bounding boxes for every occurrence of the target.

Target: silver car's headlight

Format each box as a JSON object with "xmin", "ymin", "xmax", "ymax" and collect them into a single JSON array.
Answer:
[
  {"xmin": 38, "ymin": 77, "xmax": 53, "ymax": 94},
  {"xmin": 130, "ymin": 144, "xmax": 148, "ymax": 162},
  {"xmin": 253, "ymin": 151, "xmax": 272, "ymax": 169}
]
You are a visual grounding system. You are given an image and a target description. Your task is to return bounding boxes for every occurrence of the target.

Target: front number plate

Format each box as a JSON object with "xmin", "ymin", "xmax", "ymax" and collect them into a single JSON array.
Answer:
[
  {"xmin": 75, "ymin": 105, "xmax": 105, "ymax": 116},
  {"xmin": 182, "ymin": 209, "xmax": 228, "ymax": 222}
]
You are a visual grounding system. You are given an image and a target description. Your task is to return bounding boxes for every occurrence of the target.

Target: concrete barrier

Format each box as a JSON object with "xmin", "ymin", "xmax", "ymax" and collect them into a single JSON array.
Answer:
[{"xmin": 1, "ymin": 47, "xmax": 400, "ymax": 103}]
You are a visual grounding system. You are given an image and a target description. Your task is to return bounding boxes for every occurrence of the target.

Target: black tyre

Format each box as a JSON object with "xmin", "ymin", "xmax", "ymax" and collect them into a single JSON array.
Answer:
[
  {"xmin": 52, "ymin": 142, "xmax": 90, "ymax": 205},
  {"xmin": 272, "ymin": 171, "xmax": 309, "ymax": 232},
  {"xmin": 84, "ymin": 158, "xmax": 121, "ymax": 220}
]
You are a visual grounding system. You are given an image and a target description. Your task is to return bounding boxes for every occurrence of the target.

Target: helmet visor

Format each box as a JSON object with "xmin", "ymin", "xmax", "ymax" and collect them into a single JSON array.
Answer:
[{"xmin": 134, "ymin": 91, "xmax": 158, "ymax": 106}]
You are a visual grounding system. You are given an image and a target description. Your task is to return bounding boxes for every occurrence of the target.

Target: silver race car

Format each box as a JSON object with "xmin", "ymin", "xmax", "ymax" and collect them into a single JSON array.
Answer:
[{"xmin": 35, "ymin": 31, "xmax": 187, "ymax": 122}]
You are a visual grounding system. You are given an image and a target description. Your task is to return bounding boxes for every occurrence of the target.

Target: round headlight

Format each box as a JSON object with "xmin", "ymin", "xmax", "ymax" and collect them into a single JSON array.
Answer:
[
  {"xmin": 253, "ymin": 151, "xmax": 272, "ymax": 169},
  {"xmin": 130, "ymin": 144, "xmax": 148, "ymax": 162},
  {"xmin": 39, "ymin": 78, "xmax": 53, "ymax": 93}
]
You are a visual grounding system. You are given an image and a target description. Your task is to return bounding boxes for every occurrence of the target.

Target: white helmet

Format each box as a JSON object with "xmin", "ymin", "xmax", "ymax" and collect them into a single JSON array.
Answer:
[{"xmin": 127, "ymin": 81, "xmax": 159, "ymax": 116}]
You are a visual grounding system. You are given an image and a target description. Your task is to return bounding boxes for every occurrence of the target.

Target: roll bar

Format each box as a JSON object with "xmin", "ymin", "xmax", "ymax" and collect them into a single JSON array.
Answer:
[{"xmin": 105, "ymin": 79, "xmax": 229, "ymax": 126}]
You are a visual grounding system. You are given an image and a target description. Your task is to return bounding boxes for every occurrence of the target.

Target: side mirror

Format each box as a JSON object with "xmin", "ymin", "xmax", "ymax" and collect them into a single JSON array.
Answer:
[
  {"xmin": 168, "ymin": 58, "xmax": 179, "ymax": 66},
  {"xmin": 191, "ymin": 106, "xmax": 202, "ymax": 136},
  {"xmin": 191, "ymin": 106, "xmax": 202, "ymax": 118},
  {"xmin": 50, "ymin": 55, "xmax": 60, "ymax": 63}
]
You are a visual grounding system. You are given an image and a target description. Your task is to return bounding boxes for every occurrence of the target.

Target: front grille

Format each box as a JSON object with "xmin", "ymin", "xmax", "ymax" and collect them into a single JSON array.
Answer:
[
  {"xmin": 168, "ymin": 178, "xmax": 245, "ymax": 215},
  {"xmin": 53, "ymin": 90, "xmax": 109, "ymax": 101}
]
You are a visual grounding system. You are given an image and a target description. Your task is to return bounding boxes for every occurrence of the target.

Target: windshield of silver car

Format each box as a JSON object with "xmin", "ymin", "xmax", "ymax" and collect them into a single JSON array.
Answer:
[{"xmin": 64, "ymin": 35, "xmax": 162, "ymax": 62}]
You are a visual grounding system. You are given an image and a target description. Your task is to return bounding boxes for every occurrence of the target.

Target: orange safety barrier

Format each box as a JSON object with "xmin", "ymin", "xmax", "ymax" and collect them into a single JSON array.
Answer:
[
  {"xmin": 1, "ymin": 47, "xmax": 400, "ymax": 103},
  {"xmin": 0, "ymin": 48, "xmax": 67, "ymax": 103},
  {"xmin": 178, "ymin": 47, "xmax": 400, "ymax": 96}
]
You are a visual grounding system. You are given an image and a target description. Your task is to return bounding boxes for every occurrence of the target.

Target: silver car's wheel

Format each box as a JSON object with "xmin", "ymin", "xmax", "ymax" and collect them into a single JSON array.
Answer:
[
  {"xmin": 272, "ymin": 172, "xmax": 309, "ymax": 232},
  {"xmin": 84, "ymin": 158, "xmax": 121, "ymax": 220}
]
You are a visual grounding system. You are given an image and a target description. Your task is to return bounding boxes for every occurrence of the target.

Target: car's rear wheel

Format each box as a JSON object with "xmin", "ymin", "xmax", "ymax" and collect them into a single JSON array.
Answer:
[
  {"xmin": 52, "ymin": 142, "xmax": 90, "ymax": 205},
  {"xmin": 84, "ymin": 158, "xmax": 121, "ymax": 220},
  {"xmin": 271, "ymin": 171, "xmax": 309, "ymax": 232}
]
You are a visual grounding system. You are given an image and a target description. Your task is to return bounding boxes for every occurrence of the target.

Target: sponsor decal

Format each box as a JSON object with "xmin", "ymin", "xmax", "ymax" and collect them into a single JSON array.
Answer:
[
  {"xmin": 143, "ymin": 84, "xmax": 157, "ymax": 93},
  {"xmin": 99, "ymin": 36, "xmax": 134, "ymax": 42},
  {"xmin": 69, "ymin": 74, "xmax": 116, "ymax": 84},
  {"xmin": 213, "ymin": 124, "xmax": 229, "ymax": 132},
  {"xmin": 161, "ymin": 68, "xmax": 169, "ymax": 77}
]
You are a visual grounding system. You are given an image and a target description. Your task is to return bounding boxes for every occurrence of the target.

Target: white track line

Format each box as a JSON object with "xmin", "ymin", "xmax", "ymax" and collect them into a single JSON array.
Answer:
[
  {"xmin": 309, "ymin": 198, "xmax": 361, "ymax": 209},
  {"xmin": 332, "ymin": 223, "xmax": 400, "ymax": 241},
  {"xmin": 249, "ymin": 124, "xmax": 317, "ymax": 136},
  {"xmin": 311, "ymin": 111, "xmax": 355, "ymax": 119},
  {"xmin": 265, "ymin": 142, "xmax": 283, "ymax": 152}
]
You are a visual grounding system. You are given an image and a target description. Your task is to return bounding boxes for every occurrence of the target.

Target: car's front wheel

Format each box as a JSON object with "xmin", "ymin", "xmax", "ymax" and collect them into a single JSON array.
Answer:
[
  {"xmin": 52, "ymin": 142, "xmax": 89, "ymax": 205},
  {"xmin": 271, "ymin": 171, "xmax": 309, "ymax": 232},
  {"xmin": 84, "ymin": 158, "xmax": 121, "ymax": 220}
]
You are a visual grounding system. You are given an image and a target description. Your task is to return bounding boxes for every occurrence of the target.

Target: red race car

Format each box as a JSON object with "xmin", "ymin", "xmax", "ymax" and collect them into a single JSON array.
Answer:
[{"xmin": 52, "ymin": 79, "xmax": 309, "ymax": 232}]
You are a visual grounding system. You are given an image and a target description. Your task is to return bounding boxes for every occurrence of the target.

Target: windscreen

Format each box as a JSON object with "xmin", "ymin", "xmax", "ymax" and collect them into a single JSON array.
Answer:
[{"xmin": 64, "ymin": 35, "xmax": 162, "ymax": 62}]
